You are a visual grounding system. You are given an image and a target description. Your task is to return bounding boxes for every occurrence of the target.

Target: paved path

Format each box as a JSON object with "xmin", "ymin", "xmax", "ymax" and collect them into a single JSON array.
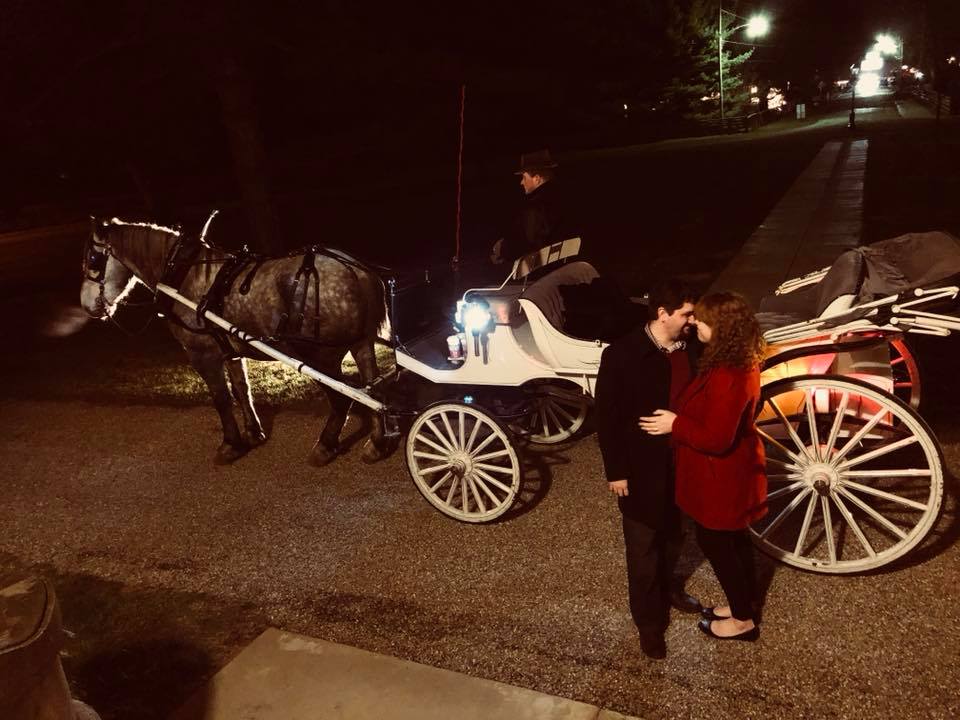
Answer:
[
  {"xmin": 708, "ymin": 138, "xmax": 866, "ymax": 306},
  {"xmin": 170, "ymin": 629, "xmax": 634, "ymax": 720}
]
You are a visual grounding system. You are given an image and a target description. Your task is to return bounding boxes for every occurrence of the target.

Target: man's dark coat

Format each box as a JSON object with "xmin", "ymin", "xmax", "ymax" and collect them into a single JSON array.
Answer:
[
  {"xmin": 500, "ymin": 181, "xmax": 565, "ymax": 262},
  {"xmin": 594, "ymin": 325, "xmax": 700, "ymax": 529}
]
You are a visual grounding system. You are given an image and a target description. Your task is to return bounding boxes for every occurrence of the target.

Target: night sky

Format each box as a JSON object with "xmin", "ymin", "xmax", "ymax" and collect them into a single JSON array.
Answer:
[{"xmin": 1, "ymin": 1, "xmax": 955, "ymax": 240}]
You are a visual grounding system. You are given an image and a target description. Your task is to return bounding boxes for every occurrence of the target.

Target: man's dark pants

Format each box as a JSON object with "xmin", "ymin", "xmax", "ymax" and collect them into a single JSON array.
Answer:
[{"xmin": 621, "ymin": 508, "xmax": 683, "ymax": 636}]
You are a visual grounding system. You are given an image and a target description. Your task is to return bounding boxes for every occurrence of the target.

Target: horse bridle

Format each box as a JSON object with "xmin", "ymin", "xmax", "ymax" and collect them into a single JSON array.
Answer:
[{"xmin": 84, "ymin": 234, "xmax": 110, "ymax": 283}]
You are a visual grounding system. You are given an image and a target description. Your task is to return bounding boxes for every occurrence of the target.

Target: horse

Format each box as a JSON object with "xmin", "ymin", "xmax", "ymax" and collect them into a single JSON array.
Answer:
[{"xmin": 79, "ymin": 216, "xmax": 394, "ymax": 467}]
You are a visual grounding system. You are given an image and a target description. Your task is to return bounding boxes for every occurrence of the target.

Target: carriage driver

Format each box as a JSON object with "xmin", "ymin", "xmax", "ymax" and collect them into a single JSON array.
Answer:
[
  {"xmin": 594, "ymin": 277, "xmax": 703, "ymax": 660},
  {"xmin": 490, "ymin": 149, "xmax": 565, "ymax": 267}
]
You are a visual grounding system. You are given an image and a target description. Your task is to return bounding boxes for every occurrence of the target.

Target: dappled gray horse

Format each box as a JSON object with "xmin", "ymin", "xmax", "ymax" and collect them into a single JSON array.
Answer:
[{"xmin": 80, "ymin": 217, "xmax": 392, "ymax": 466}]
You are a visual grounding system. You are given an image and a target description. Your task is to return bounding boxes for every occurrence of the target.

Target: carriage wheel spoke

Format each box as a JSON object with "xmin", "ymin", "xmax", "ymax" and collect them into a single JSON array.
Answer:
[
  {"xmin": 767, "ymin": 480, "xmax": 807, "ymax": 501},
  {"xmin": 551, "ymin": 401, "xmax": 576, "ymax": 424},
  {"xmin": 822, "ymin": 391, "xmax": 850, "ymax": 458},
  {"xmin": 757, "ymin": 427, "xmax": 807, "ymax": 465},
  {"xmin": 836, "ymin": 487, "xmax": 908, "ymax": 540},
  {"xmin": 458, "ymin": 411, "xmax": 465, "ymax": 451},
  {"xmin": 475, "ymin": 468, "xmax": 513, "ymax": 494},
  {"xmin": 472, "ymin": 474, "xmax": 501, "ymax": 505},
  {"xmin": 831, "ymin": 492, "xmax": 876, "ymax": 557},
  {"xmin": 842, "ymin": 469, "xmax": 932, "ymax": 478},
  {"xmin": 766, "ymin": 456, "xmax": 804, "ymax": 472},
  {"xmin": 838, "ymin": 479, "xmax": 929, "ymax": 510},
  {"xmin": 804, "ymin": 389, "xmax": 822, "ymax": 461},
  {"xmin": 836, "ymin": 436, "xmax": 918, "ymax": 471},
  {"xmin": 471, "ymin": 431, "xmax": 499, "ymax": 456},
  {"xmin": 415, "ymin": 433, "xmax": 453, "ymax": 456},
  {"xmin": 418, "ymin": 462, "xmax": 453, "ymax": 476},
  {"xmin": 440, "ymin": 412, "xmax": 459, "ymax": 450},
  {"xmin": 832, "ymin": 407, "xmax": 887, "ymax": 465},
  {"xmin": 473, "ymin": 449, "xmax": 510, "ymax": 463},
  {"xmin": 475, "ymin": 462, "xmax": 515, "ymax": 475},
  {"xmin": 821, "ymin": 496, "xmax": 837, "ymax": 564},
  {"xmin": 760, "ymin": 487, "xmax": 812, "ymax": 539},
  {"xmin": 793, "ymin": 491, "xmax": 819, "ymax": 557},
  {"xmin": 466, "ymin": 475, "xmax": 486, "ymax": 514},
  {"xmin": 465, "ymin": 419, "xmax": 481, "ymax": 453},
  {"xmin": 539, "ymin": 407, "xmax": 550, "ymax": 437},
  {"xmin": 767, "ymin": 397, "xmax": 815, "ymax": 460},
  {"xmin": 461, "ymin": 478, "xmax": 469, "ymax": 513},
  {"xmin": 413, "ymin": 450, "xmax": 450, "ymax": 463},
  {"xmin": 767, "ymin": 473, "xmax": 804, "ymax": 481},
  {"xmin": 428, "ymin": 471, "xmax": 454, "ymax": 493},
  {"xmin": 425, "ymin": 418, "xmax": 457, "ymax": 453},
  {"xmin": 445, "ymin": 475, "xmax": 459, "ymax": 505},
  {"xmin": 545, "ymin": 405, "xmax": 564, "ymax": 435}
]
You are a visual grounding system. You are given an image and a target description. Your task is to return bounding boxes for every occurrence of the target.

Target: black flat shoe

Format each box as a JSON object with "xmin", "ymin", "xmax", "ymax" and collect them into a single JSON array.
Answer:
[
  {"xmin": 700, "ymin": 606, "xmax": 731, "ymax": 621},
  {"xmin": 669, "ymin": 590, "xmax": 703, "ymax": 614},
  {"xmin": 697, "ymin": 618, "xmax": 759, "ymax": 642}
]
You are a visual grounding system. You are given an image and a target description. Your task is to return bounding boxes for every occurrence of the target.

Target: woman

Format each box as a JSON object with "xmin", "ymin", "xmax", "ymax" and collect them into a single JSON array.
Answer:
[{"xmin": 639, "ymin": 291, "xmax": 767, "ymax": 642}]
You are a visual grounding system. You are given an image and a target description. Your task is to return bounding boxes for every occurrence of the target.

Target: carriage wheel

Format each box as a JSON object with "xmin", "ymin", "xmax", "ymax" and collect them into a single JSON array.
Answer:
[
  {"xmin": 513, "ymin": 382, "xmax": 590, "ymax": 444},
  {"xmin": 752, "ymin": 375, "xmax": 943, "ymax": 573},
  {"xmin": 889, "ymin": 337, "xmax": 921, "ymax": 410},
  {"xmin": 406, "ymin": 403, "xmax": 521, "ymax": 523}
]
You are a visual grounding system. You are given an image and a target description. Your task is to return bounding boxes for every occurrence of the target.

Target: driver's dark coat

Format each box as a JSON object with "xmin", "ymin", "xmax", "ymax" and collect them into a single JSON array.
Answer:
[{"xmin": 595, "ymin": 326, "xmax": 700, "ymax": 529}]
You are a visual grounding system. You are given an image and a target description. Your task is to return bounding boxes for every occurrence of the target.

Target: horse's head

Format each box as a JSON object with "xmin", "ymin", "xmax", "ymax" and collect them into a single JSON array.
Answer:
[{"xmin": 80, "ymin": 217, "xmax": 137, "ymax": 319}]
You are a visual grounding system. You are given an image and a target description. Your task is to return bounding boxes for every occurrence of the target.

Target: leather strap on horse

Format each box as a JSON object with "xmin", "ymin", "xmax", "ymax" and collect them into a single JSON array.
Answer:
[
  {"xmin": 277, "ymin": 250, "xmax": 320, "ymax": 338},
  {"xmin": 156, "ymin": 235, "xmax": 202, "ymax": 326},
  {"xmin": 196, "ymin": 255, "xmax": 264, "ymax": 359}
]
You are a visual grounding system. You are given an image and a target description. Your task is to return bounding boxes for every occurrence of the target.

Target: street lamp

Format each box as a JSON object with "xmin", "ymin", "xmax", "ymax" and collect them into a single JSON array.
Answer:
[
  {"xmin": 718, "ymin": 5, "xmax": 771, "ymax": 121},
  {"xmin": 875, "ymin": 33, "xmax": 904, "ymax": 91}
]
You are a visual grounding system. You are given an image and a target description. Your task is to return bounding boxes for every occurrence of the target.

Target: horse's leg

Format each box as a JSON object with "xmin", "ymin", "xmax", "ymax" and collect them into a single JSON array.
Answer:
[
  {"xmin": 308, "ymin": 351, "xmax": 351, "ymax": 467},
  {"xmin": 225, "ymin": 357, "xmax": 266, "ymax": 447},
  {"xmin": 351, "ymin": 340, "xmax": 394, "ymax": 463},
  {"xmin": 187, "ymin": 348, "xmax": 249, "ymax": 464}
]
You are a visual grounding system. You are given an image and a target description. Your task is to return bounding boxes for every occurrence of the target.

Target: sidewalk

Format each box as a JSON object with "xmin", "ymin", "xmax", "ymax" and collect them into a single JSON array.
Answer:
[
  {"xmin": 169, "ymin": 629, "xmax": 637, "ymax": 720},
  {"xmin": 708, "ymin": 138, "xmax": 866, "ymax": 305}
]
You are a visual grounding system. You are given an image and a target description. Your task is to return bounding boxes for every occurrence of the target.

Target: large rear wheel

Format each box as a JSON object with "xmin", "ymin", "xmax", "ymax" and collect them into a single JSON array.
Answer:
[
  {"xmin": 512, "ymin": 382, "xmax": 590, "ymax": 445},
  {"xmin": 752, "ymin": 375, "xmax": 943, "ymax": 573}
]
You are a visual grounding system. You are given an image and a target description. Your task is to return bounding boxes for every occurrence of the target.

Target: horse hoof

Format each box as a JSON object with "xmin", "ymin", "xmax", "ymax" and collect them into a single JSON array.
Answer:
[
  {"xmin": 215, "ymin": 441, "xmax": 249, "ymax": 465},
  {"xmin": 245, "ymin": 429, "xmax": 267, "ymax": 447},
  {"xmin": 361, "ymin": 437, "xmax": 395, "ymax": 464},
  {"xmin": 309, "ymin": 444, "xmax": 338, "ymax": 467}
]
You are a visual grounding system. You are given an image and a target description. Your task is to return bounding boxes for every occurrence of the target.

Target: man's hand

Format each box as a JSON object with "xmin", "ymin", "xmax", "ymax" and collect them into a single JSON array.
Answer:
[{"xmin": 608, "ymin": 479, "xmax": 629, "ymax": 497}]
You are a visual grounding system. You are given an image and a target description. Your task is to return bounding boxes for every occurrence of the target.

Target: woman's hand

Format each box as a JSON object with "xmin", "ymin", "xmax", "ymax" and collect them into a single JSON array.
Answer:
[{"xmin": 639, "ymin": 409, "xmax": 676, "ymax": 436}]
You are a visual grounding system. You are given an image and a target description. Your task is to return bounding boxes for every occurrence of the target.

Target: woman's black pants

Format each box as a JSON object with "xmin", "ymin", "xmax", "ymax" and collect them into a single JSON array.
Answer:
[{"xmin": 695, "ymin": 523, "xmax": 757, "ymax": 621}]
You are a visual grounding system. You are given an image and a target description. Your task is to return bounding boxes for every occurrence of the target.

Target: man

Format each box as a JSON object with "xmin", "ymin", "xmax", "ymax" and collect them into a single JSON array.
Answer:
[
  {"xmin": 594, "ymin": 278, "xmax": 702, "ymax": 659},
  {"xmin": 490, "ymin": 149, "xmax": 564, "ymax": 267}
]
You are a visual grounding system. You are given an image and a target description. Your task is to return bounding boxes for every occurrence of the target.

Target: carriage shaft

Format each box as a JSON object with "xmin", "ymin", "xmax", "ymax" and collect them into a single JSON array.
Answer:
[{"xmin": 156, "ymin": 283, "xmax": 385, "ymax": 412}]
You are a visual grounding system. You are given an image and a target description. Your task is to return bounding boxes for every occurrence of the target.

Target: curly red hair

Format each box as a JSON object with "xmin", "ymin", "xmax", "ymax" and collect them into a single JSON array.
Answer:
[{"xmin": 695, "ymin": 292, "xmax": 766, "ymax": 371}]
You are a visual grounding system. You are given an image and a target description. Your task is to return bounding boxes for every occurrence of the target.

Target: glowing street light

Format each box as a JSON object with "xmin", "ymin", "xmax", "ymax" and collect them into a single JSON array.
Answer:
[
  {"xmin": 875, "ymin": 32, "xmax": 904, "ymax": 90},
  {"xmin": 718, "ymin": 5, "xmax": 771, "ymax": 121}
]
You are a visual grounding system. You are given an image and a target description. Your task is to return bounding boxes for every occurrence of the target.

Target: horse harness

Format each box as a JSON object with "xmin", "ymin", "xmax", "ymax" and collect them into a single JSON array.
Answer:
[{"xmin": 156, "ymin": 236, "xmax": 367, "ymax": 359}]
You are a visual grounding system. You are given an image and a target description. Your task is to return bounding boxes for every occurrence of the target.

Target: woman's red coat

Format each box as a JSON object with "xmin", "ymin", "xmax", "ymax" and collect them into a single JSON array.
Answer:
[{"xmin": 672, "ymin": 365, "xmax": 768, "ymax": 530}]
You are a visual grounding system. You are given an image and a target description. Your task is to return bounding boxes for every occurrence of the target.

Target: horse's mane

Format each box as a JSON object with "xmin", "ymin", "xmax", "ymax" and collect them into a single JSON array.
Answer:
[{"xmin": 105, "ymin": 218, "xmax": 181, "ymax": 287}]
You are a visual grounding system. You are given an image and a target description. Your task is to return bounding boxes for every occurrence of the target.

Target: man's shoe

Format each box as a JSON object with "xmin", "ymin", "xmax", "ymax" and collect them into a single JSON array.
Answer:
[
  {"xmin": 638, "ymin": 632, "xmax": 667, "ymax": 659},
  {"xmin": 669, "ymin": 590, "xmax": 702, "ymax": 614}
]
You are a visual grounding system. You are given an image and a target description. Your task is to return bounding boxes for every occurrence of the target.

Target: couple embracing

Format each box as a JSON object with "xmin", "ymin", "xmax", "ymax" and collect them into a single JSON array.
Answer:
[{"xmin": 595, "ymin": 280, "xmax": 768, "ymax": 659}]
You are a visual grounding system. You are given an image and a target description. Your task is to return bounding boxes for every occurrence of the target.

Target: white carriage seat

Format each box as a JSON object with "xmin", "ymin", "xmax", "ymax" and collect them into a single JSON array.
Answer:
[
  {"xmin": 519, "ymin": 261, "xmax": 600, "ymax": 330},
  {"xmin": 756, "ymin": 249, "xmax": 866, "ymax": 332},
  {"xmin": 515, "ymin": 261, "xmax": 605, "ymax": 369}
]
